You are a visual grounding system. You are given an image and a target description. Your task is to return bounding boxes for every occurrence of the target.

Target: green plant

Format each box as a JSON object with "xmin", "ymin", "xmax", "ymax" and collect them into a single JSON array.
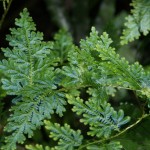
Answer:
[
  {"xmin": 121, "ymin": 0, "xmax": 150, "ymax": 45},
  {"xmin": 0, "ymin": 1, "xmax": 150, "ymax": 149}
]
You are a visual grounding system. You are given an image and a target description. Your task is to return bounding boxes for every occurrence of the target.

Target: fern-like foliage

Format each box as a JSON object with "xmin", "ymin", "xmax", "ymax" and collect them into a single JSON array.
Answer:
[
  {"xmin": 52, "ymin": 29, "xmax": 74, "ymax": 65},
  {"xmin": 121, "ymin": 0, "xmax": 150, "ymax": 45},
  {"xmin": 94, "ymin": 30, "xmax": 150, "ymax": 99},
  {"xmin": 44, "ymin": 120, "xmax": 83, "ymax": 150},
  {"xmin": 0, "ymin": 8, "xmax": 67, "ymax": 150},
  {"xmin": 26, "ymin": 144, "xmax": 51, "ymax": 150},
  {"xmin": 26, "ymin": 121, "xmax": 83, "ymax": 150},
  {"xmin": 67, "ymin": 88, "xmax": 130, "ymax": 139},
  {"xmin": 87, "ymin": 141, "xmax": 123, "ymax": 150},
  {"xmin": 1, "ymin": 8, "xmax": 150, "ymax": 150},
  {"xmin": 62, "ymin": 27, "xmax": 150, "ymax": 99},
  {"xmin": 95, "ymin": 31, "xmax": 144, "ymax": 89}
]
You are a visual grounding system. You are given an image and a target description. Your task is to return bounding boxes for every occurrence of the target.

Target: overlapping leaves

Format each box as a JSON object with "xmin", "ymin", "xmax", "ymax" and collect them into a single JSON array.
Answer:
[
  {"xmin": 44, "ymin": 121, "xmax": 83, "ymax": 150},
  {"xmin": 0, "ymin": 9, "xmax": 67, "ymax": 149},
  {"xmin": 67, "ymin": 88, "xmax": 130, "ymax": 139},
  {"xmin": 0, "ymin": 7, "xmax": 150, "ymax": 150},
  {"xmin": 121, "ymin": 0, "xmax": 150, "ymax": 44}
]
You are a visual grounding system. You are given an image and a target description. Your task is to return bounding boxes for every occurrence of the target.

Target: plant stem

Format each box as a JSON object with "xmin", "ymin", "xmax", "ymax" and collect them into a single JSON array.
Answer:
[
  {"xmin": 0, "ymin": 0, "xmax": 13, "ymax": 29},
  {"xmin": 78, "ymin": 113, "xmax": 150, "ymax": 149}
]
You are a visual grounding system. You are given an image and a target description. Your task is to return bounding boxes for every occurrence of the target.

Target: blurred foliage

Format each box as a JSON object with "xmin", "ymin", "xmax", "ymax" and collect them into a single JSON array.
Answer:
[{"xmin": 120, "ymin": 0, "xmax": 150, "ymax": 45}]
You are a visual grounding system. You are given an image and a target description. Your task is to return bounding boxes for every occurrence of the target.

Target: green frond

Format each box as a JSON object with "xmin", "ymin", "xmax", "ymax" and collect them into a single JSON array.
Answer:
[
  {"xmin": 87, "ymin": 141, "xmax": 123, "ymax": 150},
  {"xmin": 87, "ymin": 88, "xmax": 109, "ymax": 103},
  {"xmin": 1, "ymin": 99, "xmax": 48, "ymax": 149},
  {"xmin": 80, "ymin": 27, "xmax": 100, "ymax": 52},
  {"xmin": 26, "ymin": 144, "xmax": 51, "ymax": 150},
  {"xmin": 0, "ymin": 8, "xmax": 67, "ymax": 149},
  {"xmin": 62, "ymin": 27, "xmax": 150, "ymax": 100},
  {"xmin": 96, "ymin": 32, "xmax": 144, "ymax": 89},
  {"xmin": 87, "ymin": 30, "xmax": 150, "ymax": 99},
  {"xmin": 63, "ymin": 27, "xmax": 149, "ymax": 98},
  {"xmin": 61, "ymin": 28, "xmax": 100, "ymax": 88},
  {"xmin": 61, "ymin": 65, "xmax": 83, "ymax": 87},
  {"xmin": 44, "ymin": 120, "xmax": 83, "ymax": 150},
  {"xmin": 0, "ymin": 8, "xmax": 54, "ymax": 94},
  {"xmin": 121, "ymin": 0, "xmax": 150, "ymax": 44},
  {"xmin": 67, "ymin": 93, "xmax": 130, "ymax": 138},
  {"xmin": 52, "ymin": 29, "xmax": 74, "ymax": 65},
  {"xmin": 1, "ymin": 89, "xmax": 66, "ymax": 149}
]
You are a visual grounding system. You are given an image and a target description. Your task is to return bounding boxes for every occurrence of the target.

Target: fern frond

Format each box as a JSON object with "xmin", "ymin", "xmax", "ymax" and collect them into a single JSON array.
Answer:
[
  {"xmin": 0, "ymin": 8, "xmax": 67, "ymax": 149},
  {"xmin": 67, "ymin": 91, "xmax": 130, "ymax": 138},
  {"xmin": 96, "ymin": 32, "xmax": 144, "ymax": 88},
  {"xmin": 61, "ymin": 28, "xmax": 99, "ymax": 89},
  {"xmin": 44, "ymin": 120, "xmax": 83, "ymax": 150},
  {"xmin": 62, "ymin": 27, "xmax": 150, "ymax": 100},
  {"xmin": 1, "ymin": 89, "xmax": 66, "ymax": 149},
  {"xmin": 61, "ymin": 65, "xmax": 83, "ymax": 87},
  {"xmin": 0, "ymin": 8, "xmax": 54, "ymax": 94},
  {"xmin": 68, "ymin": 27, "xmax": 150, "ymax": 99},
  {"xmin": 1, "ymin": 91, "xmax": 66, "ymax": 150},
  {"xmin": 52, "ymin": 29, "xmax": 74, "ymax": 65},
  {"xmin": 88, "ymin": 29, "xmax": 150, "ymax": 99},
  {"xmin": 121, "ymin": 0, "xmax": 150, "ymax": 44},
  {"xmin": 87, "ymin": 141, "xmax": 123, "ymax": 150},
  {"xmin": 26, "ymin": 144, "xmax": 51, "ymax": 150}
]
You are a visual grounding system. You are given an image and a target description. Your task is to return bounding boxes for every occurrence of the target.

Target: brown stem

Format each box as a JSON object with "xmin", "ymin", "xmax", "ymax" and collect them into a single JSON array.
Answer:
[{"xmin": 0, "ymin": 0, "xmax": 13, "ymax": 29}]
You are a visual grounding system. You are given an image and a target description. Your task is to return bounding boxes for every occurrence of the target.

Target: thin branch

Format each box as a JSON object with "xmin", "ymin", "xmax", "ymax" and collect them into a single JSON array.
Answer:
[
  {"xmin": 78, "ymin": 113, "xmax": 150, "ymax": 149},
  {"xmin": 0, "ymin": 0, "xmax": 13, "ymax": 29}
]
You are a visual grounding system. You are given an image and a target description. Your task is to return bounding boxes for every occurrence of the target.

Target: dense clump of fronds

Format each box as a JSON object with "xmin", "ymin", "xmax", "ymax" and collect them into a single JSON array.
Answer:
[{"xmin": 0, "ymin": 5, "xmax": 150, "ymax": 149}]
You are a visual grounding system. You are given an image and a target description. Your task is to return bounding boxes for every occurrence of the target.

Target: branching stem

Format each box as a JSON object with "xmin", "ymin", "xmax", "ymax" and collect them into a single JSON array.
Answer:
[
  {"xmin": 78, "ymin": 113, "xmax": 150, "ymax": 149},
  {"xmin": 0, "ymin": 0, "xmax": 13, "ymax": 29}
]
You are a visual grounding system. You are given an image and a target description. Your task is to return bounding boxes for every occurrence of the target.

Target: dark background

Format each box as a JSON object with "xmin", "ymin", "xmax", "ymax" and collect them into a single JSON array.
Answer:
[{"xmin": 0, "ymin": 0, "xmax": 132, "ymax": 45}]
